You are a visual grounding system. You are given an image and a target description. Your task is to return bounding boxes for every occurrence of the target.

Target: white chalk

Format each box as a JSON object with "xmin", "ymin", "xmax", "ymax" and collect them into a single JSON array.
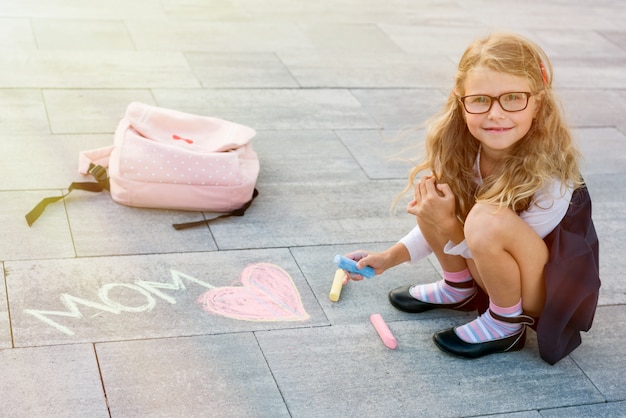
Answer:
[
  {"xmin": 370, "ymin": 313, "xmax": 397, "ymax": 349},
  {"xmin": 329, "ymin": 269, "xmax": 345, "ymax": 302}
]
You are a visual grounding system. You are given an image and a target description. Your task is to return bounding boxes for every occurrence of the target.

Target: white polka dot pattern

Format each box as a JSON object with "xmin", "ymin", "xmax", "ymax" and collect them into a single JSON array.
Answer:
[{"xmin": 118, "ymin": 130, "xmax": 242, "ymax": 187}]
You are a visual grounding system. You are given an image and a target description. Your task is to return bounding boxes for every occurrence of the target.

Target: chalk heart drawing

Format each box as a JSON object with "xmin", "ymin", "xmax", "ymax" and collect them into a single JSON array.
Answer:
[{"xmin": 198, "ymin": 263, "xmax": 310, "ymax": 322}]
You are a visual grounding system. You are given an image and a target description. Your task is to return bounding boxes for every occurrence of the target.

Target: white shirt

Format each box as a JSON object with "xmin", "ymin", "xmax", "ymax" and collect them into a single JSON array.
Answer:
[{"xmin": 399, "ymin": 149, "xmax": 573, "ymax": 261}]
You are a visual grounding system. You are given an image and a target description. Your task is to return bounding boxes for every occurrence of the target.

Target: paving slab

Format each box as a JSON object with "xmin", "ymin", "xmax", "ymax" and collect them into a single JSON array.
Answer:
[
  {"xmin": 570, "ymin": 305, "xmax": 626, "ymax": 402},
  {"xmin": 583, "ymin": 173, "xmax": 626, "ymax": 306},
  {"xmin": 348, "ymin": 88, "xmax": 447, "ymax": 130},
  {"xmin": 531, "ymin": 29, "xmax": 626, "ymax": 59},
  {"xmin": 0, "ymin": 51, "xmax": 200, "ymax": 89},
  {"xmin": 152, "ymin": 88, "xmax": 377, "ymax": 130},
  {"xmin": 601, "ymin": 30, "xmax": 626, "ymax": 49},
  {"xmin": 563, "ymin": 92, "xmax": 626, "ymax": 129},
  {"xmin": 96, "ymin": 333, "xmax": 290, "ymax": 417},
  {"xmin": 0, "ymin": 344, "xmax": 108, "ymax": 417},
  {"xmin": 277, "ymin": 50, "xmax": 457, "ymax": 88},
  {"xmin": 0, "ymin": 265, "xmax": 11, "ymax": 349},
  {"xmin": 64, "ymin": 192, "xmax": 217, "ymax": 257},
  {"xmin": 541, "ymin": 401, "xmax": 626, "ymax": 418},
  {"xmin": 256, "ymin": 318, "xmax": 605, "ymax": 417},
  {"xmin": 0, "ymin": 0, "xmax": 167, "ymax": 20},
  {"xmin": 1, "ymin": 191, "xmax": 75, "ymax": 261},
  {"xmin": 32, "ymin": 18, "xmax": 135, "ymax": 51},
  {"xmin": 0, "ymin": 17, "xmax": 37, "ymax": 51},
  {"xmin": 298, "ymin": 23, "xmax": 404, "ymax": 53},
  {"xmin": 553, "ymin": 57, "xmax": 626, "ymax": 89},
  {"xmin": 43, "ymin": 89, "xmax": 156, "ymax": 134},
  {"xmin": 161, "ymin": 0, "xmax": 251, "ymax": 21},
  {"xmin": 596, "ymin": 4, "xmax": 626, "ymax": 30},
  {"xmin": 6, "ymin": 249, "xmax": 327, "ymax": 346},
  {"xmin": 252, "ymin": 130, "xmax": 369, "ymax": 184},
  {"xmin": 476, "ymin": 412, "xmax": 541, "ymax": 418},
  {"xmin": 575, "ymin": 128, "xmax": 626, "ymax": 176},
  {"xmin": 184, "ymin": 52, "xmax": 300, "ymax": 88},
  {"xmin": 208, "ymin": 181, "xmax": 415, "ymax": 249},
  {"xmin": 377, "ymin": 25, "xmax": 489, "ymax": 58},
  {"xmin": 0, "ymin": 89, "xmax": 50, "ymax": 135},
  {"xmin": 618, "ymin": 90, "xmax": 626, "ymax": 135},
  {"xmin": 126, "ymin": 20, "xmax": 315, "ymax": 52},
  {"xmin": 0, "ymin": 133, "xmax": 113, "ymax": 190},
  {"xmin": 570, "ymin": 127, "xmax": 626, "ymax": 306},
  {"xmin": 469, "ymin": 1, "xmax": 620, "ymax": 31},
  {"xmin": 236, "ymin": 0, "xmax": 468, "ymax": 25},
  {"xmin": 335, "ymin": 129, "xmax": 423, "ymax": 180}
]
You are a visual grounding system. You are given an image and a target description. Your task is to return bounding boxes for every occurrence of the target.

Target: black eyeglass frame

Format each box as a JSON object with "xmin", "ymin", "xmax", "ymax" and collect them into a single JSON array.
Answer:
[{"xmin": 458, "ymin": 92, "xmax": 533, "ymax": 114}]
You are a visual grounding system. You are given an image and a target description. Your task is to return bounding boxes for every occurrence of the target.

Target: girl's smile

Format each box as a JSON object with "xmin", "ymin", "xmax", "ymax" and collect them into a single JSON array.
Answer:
[{"xmin": 483, "ymin": 126, "xmax": 513, "ymax": 133}]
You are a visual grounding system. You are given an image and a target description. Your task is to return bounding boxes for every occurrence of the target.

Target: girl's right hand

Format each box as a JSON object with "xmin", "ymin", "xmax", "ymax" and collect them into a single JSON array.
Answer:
[
  {"xmin": 342, "ymin": 250, "xmax": 387, "ymax": 282},
  {"xmin": 407, "ymin": 175, "xmax": 457, "ymax": 231}
]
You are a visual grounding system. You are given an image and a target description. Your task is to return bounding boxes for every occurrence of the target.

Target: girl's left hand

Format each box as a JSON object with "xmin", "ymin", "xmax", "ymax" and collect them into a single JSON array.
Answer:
[
  {"xmin": 406, "ymin": 175, "xmax": 457, "ymax": 229},
  {"xmin": 341, "ymin": 250, "xmax": 388, "ymax": 282}
]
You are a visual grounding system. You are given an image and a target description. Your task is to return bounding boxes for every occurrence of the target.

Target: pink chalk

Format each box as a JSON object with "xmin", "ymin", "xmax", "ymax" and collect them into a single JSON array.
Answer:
[{"xmin": 370, "ymin": 314, "xmax": 397, "ymax": 349}]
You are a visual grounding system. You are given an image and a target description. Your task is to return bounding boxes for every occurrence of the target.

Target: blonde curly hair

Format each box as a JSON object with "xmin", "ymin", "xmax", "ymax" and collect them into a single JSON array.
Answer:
[{"xmin": 398, "ymin": 32, "xmax": 583, "ymax": 221}]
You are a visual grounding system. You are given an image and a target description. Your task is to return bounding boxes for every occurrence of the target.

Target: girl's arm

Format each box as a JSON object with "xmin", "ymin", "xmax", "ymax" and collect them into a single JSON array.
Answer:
[
  {"xmin": 344, "ymin": 242, "xmax": 412, "ymax": 281},
  {"xmin": 398, "ymin": 224, "xmax": 433, "ymax": 263}
]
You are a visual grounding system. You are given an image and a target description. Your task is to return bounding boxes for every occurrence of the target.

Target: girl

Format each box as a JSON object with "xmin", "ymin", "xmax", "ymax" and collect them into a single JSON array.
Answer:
[{"xmin": 344, "ymin": 33, "xmax": 600, "ymax": 364}]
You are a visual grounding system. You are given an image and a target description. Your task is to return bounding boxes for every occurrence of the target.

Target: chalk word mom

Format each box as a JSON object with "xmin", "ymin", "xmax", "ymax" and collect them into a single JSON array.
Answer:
[
  {"xmin": 23, "ymin": 270, "xmax": 214, "ymax": 336},
  {"xmin": 23, "ymin": 263, "xmax": 310, "ymax": 336}
]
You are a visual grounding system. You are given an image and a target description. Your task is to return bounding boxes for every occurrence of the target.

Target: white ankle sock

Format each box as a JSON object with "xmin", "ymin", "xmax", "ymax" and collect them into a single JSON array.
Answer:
[{"xmin": 409, "ymin": 269, "xmax": 475, "ymax": 304}]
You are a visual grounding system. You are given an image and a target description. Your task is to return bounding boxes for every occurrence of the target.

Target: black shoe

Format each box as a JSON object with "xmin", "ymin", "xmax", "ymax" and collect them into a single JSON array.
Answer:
[
  {"xmin": 432, "ymin": 311, "xmax": 535, "ymax": 359},
  {"xmin": 388, "ymin": 284, "xmax": 478, "ymax": 313}
]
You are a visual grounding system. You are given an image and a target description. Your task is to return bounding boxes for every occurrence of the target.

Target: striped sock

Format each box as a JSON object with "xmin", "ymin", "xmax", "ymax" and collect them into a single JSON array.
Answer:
[
  {"xmin": 409, "ymin": 269, "xmax": 475, "ymax": 304},
  {"xmin": 455, "ymin": 299, "xmax": 523, "ymax": 343}
]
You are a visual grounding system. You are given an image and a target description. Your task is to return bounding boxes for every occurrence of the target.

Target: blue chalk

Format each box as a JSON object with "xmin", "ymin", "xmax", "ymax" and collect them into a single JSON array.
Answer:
[{"xmin": 333, "ymin": 255, "xmax": 375, "ymax": 278}]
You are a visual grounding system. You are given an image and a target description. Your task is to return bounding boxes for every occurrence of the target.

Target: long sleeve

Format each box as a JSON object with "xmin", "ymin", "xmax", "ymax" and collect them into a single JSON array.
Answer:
[{"xmin": 399, "ymin": 225, "xmax": 433, "ymax": 263}]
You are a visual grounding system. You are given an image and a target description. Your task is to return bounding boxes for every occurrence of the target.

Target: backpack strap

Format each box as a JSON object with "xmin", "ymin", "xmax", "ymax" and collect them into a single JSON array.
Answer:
[
  {"xmin": 78, "ymin": 145, "xmax": 114, "ymax": 175},
  {"xmin": 25, "ymin": 163, "xmax": 110, "ymax": 227},
  {"xmin": 172, "ymin": 188, "xmax": 259, "ymax": 230}
]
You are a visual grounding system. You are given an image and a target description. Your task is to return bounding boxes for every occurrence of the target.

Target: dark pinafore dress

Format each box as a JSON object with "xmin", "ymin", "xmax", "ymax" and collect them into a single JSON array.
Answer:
[
  {"xmin": 536, "ymin": 184, "xmax": 600, "ymax": 364},
  {"xmin": 473, "ymin": 185, "xmax": 600, "ymax": 364}
]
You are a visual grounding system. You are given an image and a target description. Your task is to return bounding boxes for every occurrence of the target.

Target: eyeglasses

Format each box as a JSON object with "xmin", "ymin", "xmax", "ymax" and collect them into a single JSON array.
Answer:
[{"xmin": 459, "ymin": 92, "xmax": 533, "ymax": 114}]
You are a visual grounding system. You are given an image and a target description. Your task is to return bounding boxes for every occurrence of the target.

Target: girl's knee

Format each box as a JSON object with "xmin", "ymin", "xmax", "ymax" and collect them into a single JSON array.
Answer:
[{"xmin": 464, "ymin": 203, "xmax": 511, "ymax": 252}]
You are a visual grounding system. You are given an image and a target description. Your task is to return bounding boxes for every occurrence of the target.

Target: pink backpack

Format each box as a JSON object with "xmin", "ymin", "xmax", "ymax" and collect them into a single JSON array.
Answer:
[{"xmin": 26, "ymin": 102, "xmax": 260, "ymax": 229}]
